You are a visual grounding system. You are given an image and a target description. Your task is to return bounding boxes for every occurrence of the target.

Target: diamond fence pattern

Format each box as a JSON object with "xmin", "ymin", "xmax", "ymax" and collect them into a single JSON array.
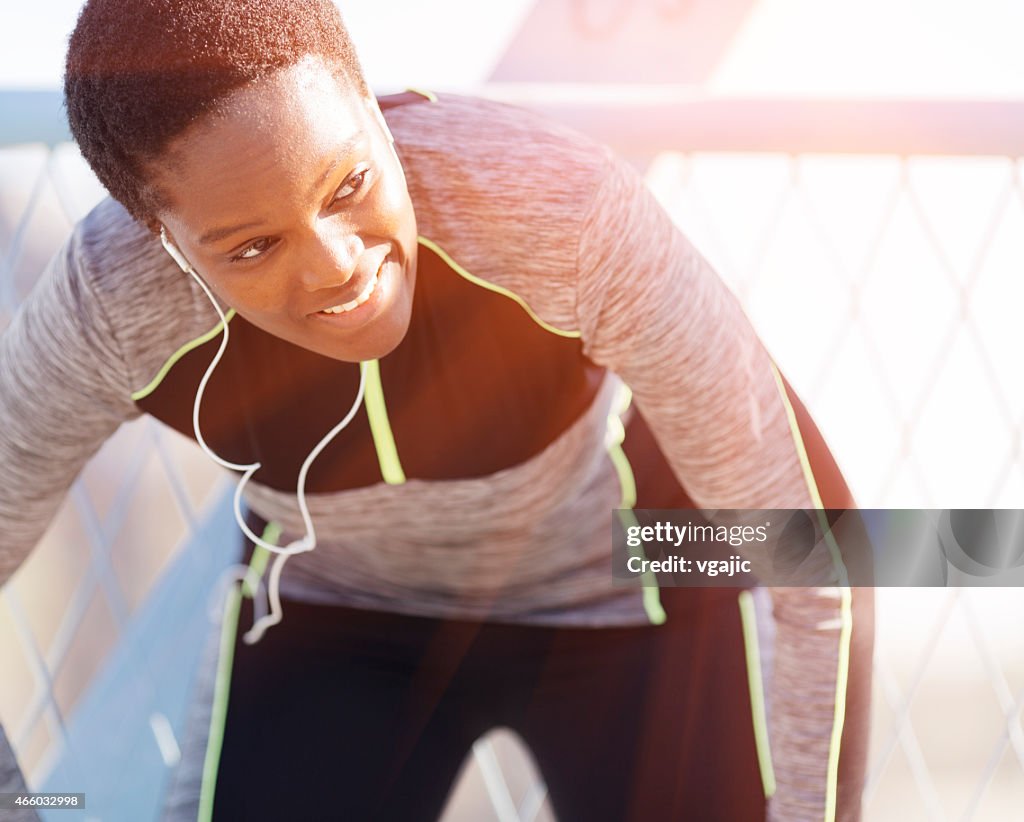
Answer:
[
  {"xmin": 645, "ymin": 149, "xmax": 1024, "ymax": 821},
  {"xmin": 0, "ymin": 133, "xmax": 1022, "ymax": 820}
]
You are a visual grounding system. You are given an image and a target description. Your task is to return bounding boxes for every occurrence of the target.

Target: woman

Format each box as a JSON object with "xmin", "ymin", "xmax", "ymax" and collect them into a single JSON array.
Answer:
[{"xmin": 0, "ymin": 0, "xmax": 872, "ymax": 819}]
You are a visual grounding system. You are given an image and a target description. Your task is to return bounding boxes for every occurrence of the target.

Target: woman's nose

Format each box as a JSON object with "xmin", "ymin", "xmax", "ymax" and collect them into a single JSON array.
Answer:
[{"xmin": 297, "ymin": 228, "xmax": 364, "ymax": 292}]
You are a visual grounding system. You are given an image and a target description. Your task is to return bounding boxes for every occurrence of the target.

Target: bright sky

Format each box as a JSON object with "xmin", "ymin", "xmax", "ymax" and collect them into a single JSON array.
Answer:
[
  {"xmin": 708, "ymin": 0, "xmax": 1024, "ymax": 98},
  {"xmin": 3, "ymin": 0, "xmax": 1024, "ymax": 96},
  {"xmin": 0, "ymin": 0, "xmax": 536, "ymax": 91}
]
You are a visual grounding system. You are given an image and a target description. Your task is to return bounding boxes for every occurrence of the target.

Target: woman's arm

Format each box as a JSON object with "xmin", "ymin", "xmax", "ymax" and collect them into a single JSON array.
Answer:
[
  {"xmin": 0, "ymin": 225, "xmax": 139, "ymax": 587},
  {"xmin": 575, "ymin": 150, "xmax": 862, "ymax": 821}
]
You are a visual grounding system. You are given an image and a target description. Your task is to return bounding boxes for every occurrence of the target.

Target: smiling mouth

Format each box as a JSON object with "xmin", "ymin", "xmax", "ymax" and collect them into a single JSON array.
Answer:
[{"xmin": 318, "ymin": 264, "xmax": 384, "ymax": 315}]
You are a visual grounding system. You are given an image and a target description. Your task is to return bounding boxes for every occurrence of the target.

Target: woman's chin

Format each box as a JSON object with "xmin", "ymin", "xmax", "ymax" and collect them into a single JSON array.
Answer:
[{"xmin": 305, "ymin": 259, "xmax": 415, "ymax": 362}]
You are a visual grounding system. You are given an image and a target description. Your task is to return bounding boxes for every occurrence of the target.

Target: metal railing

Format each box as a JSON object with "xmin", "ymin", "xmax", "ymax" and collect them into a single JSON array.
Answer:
[{"xmin": 2, "ymin": 92, "xmax": 1023, "ymax": 820}]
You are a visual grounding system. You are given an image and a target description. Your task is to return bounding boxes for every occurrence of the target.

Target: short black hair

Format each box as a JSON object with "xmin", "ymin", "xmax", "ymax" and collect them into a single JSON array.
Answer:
[{"xmin": 64, "ymin": 0, "xmax": 369, "ymax": 227}]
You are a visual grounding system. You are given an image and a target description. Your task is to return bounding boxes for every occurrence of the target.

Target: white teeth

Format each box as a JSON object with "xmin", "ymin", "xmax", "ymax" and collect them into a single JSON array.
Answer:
[{"xmin": 320, "ymin": 266, "xmax": 382, "ymax": 315}]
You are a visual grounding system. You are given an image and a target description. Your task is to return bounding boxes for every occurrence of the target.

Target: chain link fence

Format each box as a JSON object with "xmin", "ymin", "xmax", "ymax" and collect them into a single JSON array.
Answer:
[{"xmin": 639, "ymin": 145, "xmax": 1024, "ymax": 822}]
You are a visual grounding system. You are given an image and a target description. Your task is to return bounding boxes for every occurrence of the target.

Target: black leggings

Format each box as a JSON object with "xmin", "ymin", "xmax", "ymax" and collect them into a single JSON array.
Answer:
[
  {"xmin": 210, "ymin": 382, "xmax": 872, "ymax": 821},
  {"xmin": 211, "ymin": 586, "xmax": 767, "ymax": 822}
]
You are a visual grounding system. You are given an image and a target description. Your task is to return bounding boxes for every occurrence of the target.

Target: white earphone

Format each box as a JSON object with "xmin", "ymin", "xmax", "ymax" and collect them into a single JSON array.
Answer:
[
  {"xmin": 159, "ymin": 226, "xmax": 367, "ymax": 644},
  {"xmin": 369, "ymin": 96, "xmax": 407, "ymax": 178}
]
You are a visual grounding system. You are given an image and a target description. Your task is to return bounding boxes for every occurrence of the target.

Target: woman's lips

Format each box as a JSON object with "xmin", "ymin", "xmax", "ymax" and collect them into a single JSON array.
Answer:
[
  {"xmin": 309, "ymin": 258, "xmax": 393, "ymax": 328},
  {"xmin": 318, "ymin": 264, "xmax": 383, "ymax": 314}
]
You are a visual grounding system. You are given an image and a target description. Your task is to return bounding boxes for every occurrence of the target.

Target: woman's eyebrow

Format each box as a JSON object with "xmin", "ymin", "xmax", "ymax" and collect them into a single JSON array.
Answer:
[
  {"xmin": 197, "ymin": 136, "xmax": 365, "ymax": 246},
  {"xmin": 199, "ymin": 219, "xmax": 267, "ymax": 246},
  {"xmin": 306, "ymin": 135, "xmax": 364, "ymax": 199}
]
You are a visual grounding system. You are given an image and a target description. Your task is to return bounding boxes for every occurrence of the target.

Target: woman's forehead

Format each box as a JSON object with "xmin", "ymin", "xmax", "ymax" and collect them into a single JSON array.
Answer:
[
  {"xmin": 158, "ymin": 60, "xmax": 373, "ymax": 179},
  {"xmin": 203, "ymin": 58, "xmax": 369, "ymax": 143},
  {"xmin": 151, "ymin": 61, "xmax": 381, "ymax": 233}
]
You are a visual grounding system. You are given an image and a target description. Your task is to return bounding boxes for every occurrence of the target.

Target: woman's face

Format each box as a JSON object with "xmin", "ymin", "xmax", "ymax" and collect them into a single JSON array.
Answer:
[{"xmin": 153, "ymin": 56, "xmax": 418, "ymax": 363}]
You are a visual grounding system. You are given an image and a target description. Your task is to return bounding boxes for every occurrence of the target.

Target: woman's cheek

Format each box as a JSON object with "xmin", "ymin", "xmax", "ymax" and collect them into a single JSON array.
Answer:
[
  {"xmin": 209, "ymin": 268, "xmax": 292, "ymax": 319},
  {"xmin": 373, "ymin": 168, "xmax": 416, "ymax": 232}
]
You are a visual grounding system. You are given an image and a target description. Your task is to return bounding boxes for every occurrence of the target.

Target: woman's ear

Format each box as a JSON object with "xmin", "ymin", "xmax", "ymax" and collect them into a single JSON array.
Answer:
[
  {"xmin": 158, "ymin": 225, "xmax": 194, "ymax": 274},
  {"xmin": 366, "ymin": 96, "xmax": 406, "ymax": 183},
  {"xmin": 367, "ymin": 95, "xmax": 396, "ymax": 146}
]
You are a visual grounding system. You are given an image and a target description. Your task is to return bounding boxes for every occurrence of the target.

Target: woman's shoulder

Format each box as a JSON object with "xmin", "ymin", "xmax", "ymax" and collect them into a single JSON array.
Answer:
[
  {"xmin": 68, "ymin": 198, "xmax": 223, "ymax": 397},
  {"xmin": 387, "ymin": 91, "xmax": 605, "ymax": 154},
  {"xmin": 386, "ymin": 92, "xmax": 615, "ymax": 329},
  {"xmin": 387, "ymin": 91, "xmax": 610, "ymax": 205}
]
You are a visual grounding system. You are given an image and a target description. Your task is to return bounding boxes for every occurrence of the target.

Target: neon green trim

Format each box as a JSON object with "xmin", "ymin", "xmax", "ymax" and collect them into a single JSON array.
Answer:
[
  {"xmin": 607, "ymin": 436, "xmax": 636, "ymax": 508},
  {"xmin": 612, "ymin": 383, "xmax": 633, "ymax": 417},
  {"xmin": 768, "ymin": 362, "xmax": 822, "ymax": 512},
  {"xmin": 607, "ymin": 382, "xmax": 665, "ymax": 625},
  {"xmin": 614, "ymin": 498, "xmax": 666, "ymax": 626},
  {"xmin": 241, "ymin": 521, "xmax": 281, "ymax": 599},
  {"xmin": 417, "ymin": 236, "xmax": 582, "ymax": 339},
  {"xmin": 131, "ymin": 309, "xmax": 237, "ymax": 401},
  {"xmin": 738, "ymin": 590, "xmax": 776, "ymax": 798},
  {"xmin": 361, "ymin": 359, "xmax": 407, "ymax": 485},
  {"xmin": 768, "ymin": 360, "xmax": 853, "ymax": 822},
  {"xmin": 198, "ymin": 523, "xmax": 280, "ymax": 821},
  {"xmin": 197, "ymin": 584, "xmax": 240, "ymax": 822},
  {"xmin": 405, "ymin": 87, "xmax": 438, "ymax": 103}
]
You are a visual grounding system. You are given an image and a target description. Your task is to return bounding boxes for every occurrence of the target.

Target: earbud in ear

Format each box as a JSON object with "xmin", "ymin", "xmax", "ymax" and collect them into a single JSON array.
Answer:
[
  {"xmin": 369, "ymin": 96, "xmax": 397, "ymax": 146},
  {"xmin": 159, "ymin": 225, "xmax": 195, "ymax": 274}
]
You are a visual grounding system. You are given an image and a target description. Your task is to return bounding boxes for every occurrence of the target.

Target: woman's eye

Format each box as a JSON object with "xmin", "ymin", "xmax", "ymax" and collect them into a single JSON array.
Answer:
[
  {"xmin": 232, "ymin": 237, "xmax": 276, "ymax": 261},
  {"xmin": 333, "ymin": 169, "xmax": 368, "ymax": 202}
]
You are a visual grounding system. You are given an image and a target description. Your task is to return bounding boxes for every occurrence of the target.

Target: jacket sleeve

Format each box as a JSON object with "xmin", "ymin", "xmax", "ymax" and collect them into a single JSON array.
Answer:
[{"xmin": 574, "ymin": 149, "xmax": 855, "ymax": 821}]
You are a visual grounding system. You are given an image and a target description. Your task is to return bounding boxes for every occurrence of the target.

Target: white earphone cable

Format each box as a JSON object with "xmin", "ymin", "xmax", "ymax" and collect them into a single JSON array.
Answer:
[{"xmin": 159, "ymin": 227, "xmax": 366, "ymax": 643}]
